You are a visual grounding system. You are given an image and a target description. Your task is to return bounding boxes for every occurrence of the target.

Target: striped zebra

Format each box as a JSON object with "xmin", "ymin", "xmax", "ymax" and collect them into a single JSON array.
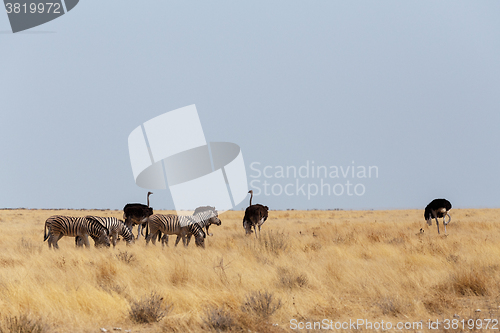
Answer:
[
  {"xmin": 44, "ymin": 215, "xmax": 110, "ymax": 249},
  {"xmin": 183, "ymin": 206, "xmax": 221, "ymax": 246},
  {"xmin": 145, "ymin": 214, "xmax": 207, "ymax": 248},
  {"xmin": 75, "ymin": 216, "xmax": 134, "ymax": 247}
]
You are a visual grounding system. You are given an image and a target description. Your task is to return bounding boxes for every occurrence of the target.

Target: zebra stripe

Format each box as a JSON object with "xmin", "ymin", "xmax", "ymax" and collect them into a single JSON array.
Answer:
[
  {"xmin": 145, "ymin": 214, "xmax": 206, "ymax": 248},
  {"xmin": 44, "ymin": 215, "xmax": 110, "ymax": 249},
  {"xmin": 75, "ymin": 216, "xmax": 134, "ymax": 247}
]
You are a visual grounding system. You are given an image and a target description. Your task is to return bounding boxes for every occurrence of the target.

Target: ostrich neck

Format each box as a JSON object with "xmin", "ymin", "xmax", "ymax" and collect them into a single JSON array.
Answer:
[{"xmin": 249, "ymin": 192, "xmax": 253, "ymax": 206}]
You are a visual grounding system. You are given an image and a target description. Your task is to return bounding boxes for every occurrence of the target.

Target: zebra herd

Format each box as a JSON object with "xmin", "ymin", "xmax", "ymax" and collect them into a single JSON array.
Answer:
[
  {"xmin": 43, "ymin": 206, "xmax": 222, "ymax": 249},
  {"xmin": 43, "ymin": 190, "xmax": 271, "ymax": 249}
]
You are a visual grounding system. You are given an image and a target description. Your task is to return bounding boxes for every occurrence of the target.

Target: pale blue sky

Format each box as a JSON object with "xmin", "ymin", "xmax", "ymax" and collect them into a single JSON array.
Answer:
[{"xmin": 1, "ymin": 1, "xmax": 499, "ymax": 210}]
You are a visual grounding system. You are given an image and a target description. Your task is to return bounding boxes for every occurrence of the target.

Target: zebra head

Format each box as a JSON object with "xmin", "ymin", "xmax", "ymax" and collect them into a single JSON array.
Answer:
[
  {"xmin": 120, "ymin": 219, "xmax": 135, "ymax": 245},
  {"xmin": 98, "ymin": 228, "xmax": 111, "ymax": 248},
  {"xmin": 86, "ymin": 216, "xmax": 111, "ymax": 248},
  {"xmin": 193, "ymin": 206, "xmax": 221, "ymax": 226},
  {"xmin": 194, "ymin": 229, "xmax": 206, "ymax": 248}
]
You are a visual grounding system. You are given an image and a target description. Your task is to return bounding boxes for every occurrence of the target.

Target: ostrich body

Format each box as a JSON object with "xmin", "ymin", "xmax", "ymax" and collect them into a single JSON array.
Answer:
[
  {"xmin": 424, "ymin": 198, "xmax": 452, "ymax": 234},
  {"xmin": 243, "ymin": 190, "xmax": 269, "ymax": 238},
  {"xmin": 123, "ymin": 191, "xmax": 153, "ymax": 239}
]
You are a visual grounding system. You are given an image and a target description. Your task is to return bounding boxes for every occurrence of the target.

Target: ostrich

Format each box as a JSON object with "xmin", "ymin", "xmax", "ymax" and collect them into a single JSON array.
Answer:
[
  {"xmin": 243, "ymin": 190, "xmax": 269, "ymax": 238},
  {"xmin": 424, "ymin": 198, "xmax": 452, "ymax": 234},
  {"xmin": 123, "ymin": 191, "xmax": 153, "ymax": 239}
]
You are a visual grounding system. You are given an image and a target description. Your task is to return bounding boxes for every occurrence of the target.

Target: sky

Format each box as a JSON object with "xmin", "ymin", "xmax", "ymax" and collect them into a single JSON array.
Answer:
[{"xmin": 1, "ymin": 1, "xmax": 499, "ymax": 211}]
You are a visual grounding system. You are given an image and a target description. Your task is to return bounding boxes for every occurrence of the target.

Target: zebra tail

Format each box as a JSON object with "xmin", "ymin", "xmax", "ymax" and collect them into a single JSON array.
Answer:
[
  {"xmin": 158, "ymin": 230, "xmax": 162, "ymax": 242},
  {"xmin": 43, "ymin": 223, "xmax": 48, "ymax": 242},
  {"xmin": 145, "ymin": 221, "xmax": 149, "ymax": 238}
]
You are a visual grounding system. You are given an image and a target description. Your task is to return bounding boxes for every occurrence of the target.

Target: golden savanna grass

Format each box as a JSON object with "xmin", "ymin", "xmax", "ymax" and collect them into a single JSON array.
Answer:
[{"xmin": 1, "ymin": 208, "xmax": 500, "ymax": 332}]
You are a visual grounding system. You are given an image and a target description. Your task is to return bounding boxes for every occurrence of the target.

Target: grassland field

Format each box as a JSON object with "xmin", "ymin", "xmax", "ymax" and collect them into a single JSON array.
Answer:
[{"xmin": 0, "ymin": 208, "xmax": 500, "ymax": 332}]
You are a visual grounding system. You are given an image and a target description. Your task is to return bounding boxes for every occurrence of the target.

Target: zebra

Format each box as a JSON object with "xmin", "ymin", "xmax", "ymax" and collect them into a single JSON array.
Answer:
[
  {"xmin": 145, "ymin": 214, "xmax": 208, "ymax": 248},
  {"xmin": 75, "ymin": 216, "xmax": 134, "ymax": 247},
  {"xmin": 43, "ymin": 215, "xmax": 110, "ymax": 249},
  {"xmin": 181, "ymin": 206, "xmax": 221, "ymax": 246}
]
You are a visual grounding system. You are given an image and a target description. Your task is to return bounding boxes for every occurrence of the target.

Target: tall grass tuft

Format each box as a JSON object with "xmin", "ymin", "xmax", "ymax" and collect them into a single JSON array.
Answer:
[
  {"xmin": 0, "ymin": 313, "xmax": 47, "ymax": 333},
  {"xmin": 276, "ymin": 267, "xmax": 308, "ymax": 289},
  {"xmin": 449, "ymin": 268, "xmax": 490, "ymax": 296},
  {"xmin": 258, "ymin": 230, "xmax": 289, "ymax": 255},
  {"xmin": 128, "ymin": 292, "xmax": 172, "ymax": 324}
]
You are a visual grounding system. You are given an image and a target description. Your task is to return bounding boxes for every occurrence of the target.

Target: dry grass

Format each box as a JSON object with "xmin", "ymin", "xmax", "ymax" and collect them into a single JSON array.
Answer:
[{"xmin": 1, "ymin": 208, "xmax": 500, "ymax": 332}]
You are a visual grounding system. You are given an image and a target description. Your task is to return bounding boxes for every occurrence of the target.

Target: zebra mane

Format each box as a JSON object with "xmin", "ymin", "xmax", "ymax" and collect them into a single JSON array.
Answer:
[
  {"xmin": 193, "ymin": 206, "xmax": 217, "ymax": 216},
  {"xmin": 192, "ymin": 209, "xmax": 217, "ymax": 223}
]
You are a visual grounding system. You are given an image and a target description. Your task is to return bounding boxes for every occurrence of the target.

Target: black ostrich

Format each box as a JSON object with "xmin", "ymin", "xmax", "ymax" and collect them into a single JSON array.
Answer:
[
  {"xmin": 243, "ymin": 190, "xmax": 269, "ymax": 238},
  {"xmin": 424, "ymin": 198, "xmax": 452, "ymax": 234},
  {"xmin": 123, "ymin": 191, "xmax": 153, "ymax": 239}
]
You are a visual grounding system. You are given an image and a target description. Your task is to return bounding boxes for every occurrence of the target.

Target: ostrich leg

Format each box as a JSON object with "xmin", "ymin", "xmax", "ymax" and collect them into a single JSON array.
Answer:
[{"xmin": 432, "ymin": 211, "xmax": 440, "ymax": 234}]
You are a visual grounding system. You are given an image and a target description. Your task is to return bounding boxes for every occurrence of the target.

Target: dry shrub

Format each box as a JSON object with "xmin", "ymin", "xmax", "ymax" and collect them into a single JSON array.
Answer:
[
  {"xmin": 333, "ymin": 231, "xmax": 358, "ymax": 245},
  {"xmin": 0, "ymin": 313, "xmax": 48, "ymax": 333},
  {"xmin": 128, "ymin": 292, "xmax": 172, "ymax": 324},
  {"xmin": 258, "ymin": 230, "xmax": 289, "ymax": 255},
  {"xmin": 367, "ymin": 232, "xmax": 383, "ymax": 243},
  {"xmin": 376, "ymin": 297, "xmax": 405, "ymax": 317},
  {"xmin": 303, "ymin": 242, "xmax": 322, "ymax": 252},
  {"xmin": 0, "ymin": 258, "xmax": 22, "ymax": 268},
  {"xmin": 446, "ymin": 254, "xmax": 460, "ymax": 263},
  {"xmin": 202, "ymin": 306, "xmax": 235, "ymax": 331},
  {"xmin": 423, "ymin": 292, "xmax": 457, "ymax": 315},
  {"xmin": 116, "ymin": 250, "xmax": 135, "ymax": 264},
  {"xmin": 276, "ymin": 267, "xmax": 308, "ymax": 289},
  {"xmin": 241, "ymin": 290, "xmax": 282, "ymax": 318},
  {"xmin": 448, "ymin": 269, "xmax": 490, "ymax": 296}
]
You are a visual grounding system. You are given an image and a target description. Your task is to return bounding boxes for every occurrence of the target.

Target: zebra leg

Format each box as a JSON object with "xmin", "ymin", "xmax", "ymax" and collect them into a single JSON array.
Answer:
[
  {"xmin": 47, "ymin": 233, "xmax": 55, "ymax": 249},
  {"xmin": 112, "ymin": 231, "xmax": 118, "ymax": 247},
  {"xmin": 75, "ymin": 236, "xmax": 84, "ymax": 247},
  {"xmin": 161, "ymin": 235, "xmax": 169, "ymax": 247},
  {"xmin": 174, "ymin": 235, "xmax": 184, "ymax": 247},
  {"xmin": 145, "ymin": 232, "xmax": 153, "ymax": 245},
  {"xmin": 83, "ymin": 235, "xmax": 91, "ymax": 248},
  {"xmin": 52, "ymin": 233, "xmax": 63, "ymax": 249},
  {"xmin": 185, "ymin": 234, "xmax": 192, "ymax": 246}
]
